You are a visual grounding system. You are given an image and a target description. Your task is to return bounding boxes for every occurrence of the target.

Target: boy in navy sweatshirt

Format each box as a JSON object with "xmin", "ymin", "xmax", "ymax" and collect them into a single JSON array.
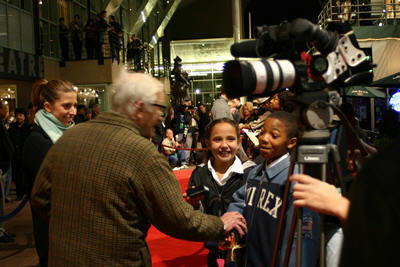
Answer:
[{"xmin": 228, "ymin": 111, "xmax": 320, "ymax": 267}]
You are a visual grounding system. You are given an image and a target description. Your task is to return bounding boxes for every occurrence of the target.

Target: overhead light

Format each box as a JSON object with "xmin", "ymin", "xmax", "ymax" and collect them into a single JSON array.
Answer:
[
  {"xmin": 152, "ymin": 35, "xmax": 157, "ymax": 44},
  {"xmin": 141, "ymin": 11, "xmax": 146, "ymax": 23}
]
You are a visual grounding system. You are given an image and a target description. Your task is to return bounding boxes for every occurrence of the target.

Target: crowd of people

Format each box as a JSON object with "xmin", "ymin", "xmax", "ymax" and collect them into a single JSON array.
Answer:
[
  {"xmin": 58, "ymin": 10, "xmax": 144, "ymax": 68},
  {"xmin": 0, "ymin": 70, "xmax": 399, "ymax": 266}
]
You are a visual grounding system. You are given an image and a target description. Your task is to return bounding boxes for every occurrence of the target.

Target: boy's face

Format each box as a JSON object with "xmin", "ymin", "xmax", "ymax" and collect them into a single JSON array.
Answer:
[
  {"xmin": 270, "ymin": 94, "xmax": 281, "ymax": 111},
  {"xmin": 258, "ymin": 117, "xmax": 297, "ymax": 163}
]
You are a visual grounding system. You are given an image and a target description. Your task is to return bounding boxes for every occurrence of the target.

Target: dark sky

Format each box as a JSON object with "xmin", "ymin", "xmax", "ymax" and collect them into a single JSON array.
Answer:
[
  {"xmin": 246, "ymin": 0, "xmax": 324, "ymax": 26},
  {"xmin": 167, "ymin": 0, "xmax": 324, "ymax": 40}
]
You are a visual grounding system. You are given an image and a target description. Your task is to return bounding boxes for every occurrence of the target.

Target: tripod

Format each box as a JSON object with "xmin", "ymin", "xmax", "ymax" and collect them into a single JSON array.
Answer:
[{"xmin": 270, "ymin": 97, "xmax": 366, "ymax": 267}]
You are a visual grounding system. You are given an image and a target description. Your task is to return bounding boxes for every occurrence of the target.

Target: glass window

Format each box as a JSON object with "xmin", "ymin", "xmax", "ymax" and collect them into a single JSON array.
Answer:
[
  {"xmin": 41, "ymin": 22, "xmax": 50, "ymax": 57},
  {"xmin": 0, "ymin": 3, "xmax": 7, "ymax": 46},
  {"xmin": 8, "ymin": 0, "xmax": 20, "ymax": 8},
  {"xmin": 21, "ymin": 12, "xmax": 34, "ymax": 53},
  {"xmin": 22, "ymin": 0, "xmax": 32, "ymax": 12},
  {"xmin": 8, "ymin": 6, "xmax": 21, "ymax": 50},
  {"xmin": 49, "ymin": 0, "xmax": 58, "ymax": 21},
  {"xmin": 39, "ymin": 0, "xmax": 50, "ymax": 20},
  {"xmin": 50, "ymin": 24, "xmax": 58, "ymax": 57}
]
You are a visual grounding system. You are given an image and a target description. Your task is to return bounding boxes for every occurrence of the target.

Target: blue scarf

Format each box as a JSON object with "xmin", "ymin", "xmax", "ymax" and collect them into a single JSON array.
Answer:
[{"xmin": 34, "ymin": 109, "xmax": 74, "ymax": 144}]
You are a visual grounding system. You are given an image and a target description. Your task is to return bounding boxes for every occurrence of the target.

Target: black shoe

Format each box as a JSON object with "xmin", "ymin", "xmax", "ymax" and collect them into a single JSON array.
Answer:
[{"xmin": 0, "ymin": 233, "xmax": 15, "ymax": 243}]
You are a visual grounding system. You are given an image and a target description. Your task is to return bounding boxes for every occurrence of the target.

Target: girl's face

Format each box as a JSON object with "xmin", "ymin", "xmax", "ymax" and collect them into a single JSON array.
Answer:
[
  {"xmin": 206, "ymin": 122, "xmax": 240, "ymax": 165},
  {"xmin": 44, "ymin": 91, "xmax": 77, "ymax": 126}
]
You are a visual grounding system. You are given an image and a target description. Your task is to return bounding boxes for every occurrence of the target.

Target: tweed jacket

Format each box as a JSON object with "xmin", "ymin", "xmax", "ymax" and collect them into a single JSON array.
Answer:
[{"xmin": 30, "ymin": 111, "xmax": 224, "ymax": 266}]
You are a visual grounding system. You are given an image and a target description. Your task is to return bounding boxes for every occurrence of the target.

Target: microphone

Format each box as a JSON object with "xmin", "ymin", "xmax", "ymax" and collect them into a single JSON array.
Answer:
[{"xmin": 230, "ymin": 40, "xmax": 259, "ymax": 58}]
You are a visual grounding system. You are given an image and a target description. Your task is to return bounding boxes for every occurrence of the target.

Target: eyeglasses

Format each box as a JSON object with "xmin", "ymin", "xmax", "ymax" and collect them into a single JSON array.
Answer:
[
  {"xmin": 152, "ymin": 103, "xmax": 167, "ymax": 110},
  {"xmin": 152, "ymin": 103, "xmax": 167, "ymax": 117}
]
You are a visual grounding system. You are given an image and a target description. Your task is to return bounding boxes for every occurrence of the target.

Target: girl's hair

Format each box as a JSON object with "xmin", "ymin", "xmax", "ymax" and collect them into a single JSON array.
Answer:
[
  {"xmin": 31, "ymin": 79, "xmax": 76, "ymax": 112},
  {"xmin": 203, "ymin": 118, "xmax": 240, "ymax": 162},
  {"xmin": 240, "ymin": 101, "xmax": 254, "ymax": 118}
]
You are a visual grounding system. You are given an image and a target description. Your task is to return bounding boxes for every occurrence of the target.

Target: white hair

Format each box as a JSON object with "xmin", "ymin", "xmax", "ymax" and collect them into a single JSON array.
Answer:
[{"xmin": 111, "ymin": 70, "xmax": 164, "ymax": 117}]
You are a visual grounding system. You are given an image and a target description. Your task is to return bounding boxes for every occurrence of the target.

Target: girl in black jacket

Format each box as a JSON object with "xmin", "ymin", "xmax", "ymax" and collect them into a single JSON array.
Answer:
[{"xmin": 186, "ymin": 118, "xmax": 251, "ymax": 266}]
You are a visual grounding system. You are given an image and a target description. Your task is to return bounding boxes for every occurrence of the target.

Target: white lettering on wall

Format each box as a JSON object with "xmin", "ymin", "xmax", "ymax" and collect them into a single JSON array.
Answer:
[
  {"xmin": 28, "ymin": 54, "xmax": 36, "ymax": 77},
  {"xmin": 18, "ymin": 52, "xmax": 25, "ymax": 76}
]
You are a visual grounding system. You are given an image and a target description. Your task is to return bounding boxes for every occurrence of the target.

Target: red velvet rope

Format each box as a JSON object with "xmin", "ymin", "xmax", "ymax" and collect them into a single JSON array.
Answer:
[{"xmin": 160, "ymin": 144, "xmax": 208, "ymax": 151}]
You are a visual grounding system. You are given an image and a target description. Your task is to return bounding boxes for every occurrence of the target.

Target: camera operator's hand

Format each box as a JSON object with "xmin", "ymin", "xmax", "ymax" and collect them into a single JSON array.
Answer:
[
  {"xmin": 220, "ymin": 212, "xmax": 247, "ymax": 238},
  {"xmin": 290, "ymin": 174, "xmax": 350, "ymax": 223}
]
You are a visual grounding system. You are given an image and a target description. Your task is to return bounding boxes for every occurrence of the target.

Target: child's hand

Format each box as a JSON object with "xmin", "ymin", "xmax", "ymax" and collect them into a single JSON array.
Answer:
[{"xmin": 183, "ymin": 192, "xmax": 204, "ymax": 209}]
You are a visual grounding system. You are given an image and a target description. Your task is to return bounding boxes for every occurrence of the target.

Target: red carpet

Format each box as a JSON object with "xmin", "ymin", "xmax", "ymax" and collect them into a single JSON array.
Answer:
[{"xmin": 147, "ymin": 169, "xmax": 208, "ymax": 267}]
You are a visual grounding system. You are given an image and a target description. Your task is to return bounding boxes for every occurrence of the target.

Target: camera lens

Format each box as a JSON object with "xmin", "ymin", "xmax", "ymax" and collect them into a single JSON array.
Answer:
[{"xmin": 223, "ymin": 59, "xmax": 296, "ymax": 98}]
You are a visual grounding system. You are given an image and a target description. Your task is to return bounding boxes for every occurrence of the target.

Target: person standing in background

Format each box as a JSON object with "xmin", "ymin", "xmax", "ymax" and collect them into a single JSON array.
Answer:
[
  {"xmin": 84, "ymin": 18, "xmax": 98, "ymax": 59},
  {"xmin": 23, "ymin": 79, "xmax": 77, "ymax": 267},
  {"xmin": 8, "ymin": 108, "xmax": 30, "ymax": 201},
  {"xmin": 0, "ymin": 100, "xmax": 15, "ymax": 243},
  {"xmin": 197, "ymin": 103, "xmax": 211, "ymax": 148},
  {"xmin": 59, "ymin": 17, "xmax": 69, "ymax": 61},
  {"xmin": 70, "ymin": 14, "xmax": 83, "ymax": 60},
  {"xmin": 108, "ymin": 15, "xmax": 122, "ymax": 64}
]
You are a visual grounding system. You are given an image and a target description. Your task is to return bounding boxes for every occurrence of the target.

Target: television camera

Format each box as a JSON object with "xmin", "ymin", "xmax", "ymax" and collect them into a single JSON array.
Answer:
[
  {"xmin": 224, "ymin": 18, "xmax": 375, "ymax": 143},
  {"xmin": 222, "ymin": 18, "xmax": 375, "ymax": 267}
]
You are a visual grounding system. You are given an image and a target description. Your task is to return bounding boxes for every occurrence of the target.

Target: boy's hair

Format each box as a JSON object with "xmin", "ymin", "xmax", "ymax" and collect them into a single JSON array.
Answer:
[{"xmin": 267, "ymin": 111, "xmax": 299, "ymax": 139}]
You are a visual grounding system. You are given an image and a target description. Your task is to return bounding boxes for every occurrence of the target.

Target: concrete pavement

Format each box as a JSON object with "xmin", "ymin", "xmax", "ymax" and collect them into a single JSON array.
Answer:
[{"xmin": 0, "ymin": 189, "xmax": 39, "ymax": 267}]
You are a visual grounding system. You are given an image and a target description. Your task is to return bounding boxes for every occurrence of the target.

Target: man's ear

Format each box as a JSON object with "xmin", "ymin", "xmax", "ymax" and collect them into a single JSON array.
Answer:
[
  {"xmin": 43, "ymin": 101, "xmax": 52, "ymax": 113},
  {"xmin": 134, "ymin": 101, "xmax": 145, "ymax": 120},
  {"xmin": 287, "ymin": 137, "xmax": 297, "ymax": 150}
]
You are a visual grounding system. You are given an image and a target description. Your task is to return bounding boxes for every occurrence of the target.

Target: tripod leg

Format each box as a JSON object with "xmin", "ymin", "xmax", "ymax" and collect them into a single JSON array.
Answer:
[
  {"xmin": 296, "ymin": 207, "xmax": 303, "ymax": 267},
  {"xmin": 283, "ymin": 207, "xmax": 298, "ymax": 267},
  {"xmin": 270, "ymin": 159, "xmax": 296, "ymax": 267}
]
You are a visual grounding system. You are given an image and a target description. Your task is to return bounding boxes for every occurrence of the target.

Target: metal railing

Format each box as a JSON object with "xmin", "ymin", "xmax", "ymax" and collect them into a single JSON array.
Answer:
[
  {"xmin": 40, "ymin": 31, "xmax": 164, "ymax": 76},
  {"xmin": 318, "ymin": 0, "xmax": 400, "ymax": 28}
]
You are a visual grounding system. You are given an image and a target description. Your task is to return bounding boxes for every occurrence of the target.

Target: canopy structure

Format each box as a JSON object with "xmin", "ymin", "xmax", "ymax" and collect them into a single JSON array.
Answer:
[
  {"xmin": 343, "ymin": 86, "xmax": 385, "ymax": 98},
  {"xmin": 341, "ymin": 86, "xmax": 386, "ymax": 132},
  {"xmin": 371, "ymin": 72, "xmax": 400, "ymax": 87}
]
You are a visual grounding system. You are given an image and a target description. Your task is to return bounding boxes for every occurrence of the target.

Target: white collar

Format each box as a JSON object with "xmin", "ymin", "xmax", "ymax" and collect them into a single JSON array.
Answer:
[
  {"xmin": 266, "ymin": 153, "xmax": 289, "ymax": 169},
  {"xmin": 207, "ymin": 156, "xmax": 244, "ymax": 186}
]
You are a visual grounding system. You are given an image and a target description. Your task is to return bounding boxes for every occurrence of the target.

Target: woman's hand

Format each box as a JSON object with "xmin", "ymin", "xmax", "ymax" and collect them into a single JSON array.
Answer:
[{"xmin": 290, "ymin": 174, "xmax": 350, "ymax": 223}]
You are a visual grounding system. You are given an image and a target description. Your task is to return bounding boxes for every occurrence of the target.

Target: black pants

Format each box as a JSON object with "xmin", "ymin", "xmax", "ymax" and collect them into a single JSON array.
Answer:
[
  {"xmin": 60, "ymin": 39, "xmax": 69, "ymax": 61},
  {"xmin": 31, "ymin": 204, "xmax": 49, "ymax": 267},
  {"xmin": 73, "ymin": 38, "xmax": 82, "ymax": 60},
  {"xmin": 110, "ymin": 45, "xmax": 120, "ymax": 63},
  {"xmin": 133, "ymin": 50, "xmax": 142, "ymax": 70},
  {"xmin": 86, "ymin": 39, "xmax": 97, "ymax": 59},
  {"xmin": 11, "ymin": 158, "xmax": 24, "ymax": 199}
]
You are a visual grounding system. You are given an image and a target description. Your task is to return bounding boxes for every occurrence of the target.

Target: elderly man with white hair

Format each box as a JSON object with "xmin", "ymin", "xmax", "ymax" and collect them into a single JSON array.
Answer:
[{"xmin": 30, "ymin": 72, "xmax": 247, "ymax": 266}]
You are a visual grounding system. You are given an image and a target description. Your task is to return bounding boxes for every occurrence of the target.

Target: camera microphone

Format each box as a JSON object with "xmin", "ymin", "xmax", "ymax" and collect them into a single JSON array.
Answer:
[{"xmin": 230, "ymin": 40, "xmax": 271, "ymax": 58}]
